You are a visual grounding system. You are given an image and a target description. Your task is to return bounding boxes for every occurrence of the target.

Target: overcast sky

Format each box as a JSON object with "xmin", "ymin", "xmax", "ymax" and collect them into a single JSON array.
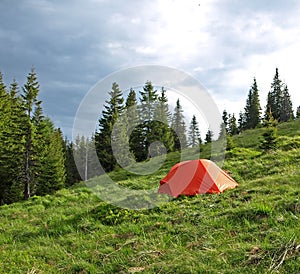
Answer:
[{"xmin": 1, "ymin": 0, "xmax": 300, "ymax": 138}]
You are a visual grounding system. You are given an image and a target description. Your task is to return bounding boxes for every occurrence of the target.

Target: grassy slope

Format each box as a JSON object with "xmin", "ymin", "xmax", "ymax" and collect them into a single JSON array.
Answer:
[{"xmin": 1, "ymin": 121, "xmax": 300, "ymax": 273}]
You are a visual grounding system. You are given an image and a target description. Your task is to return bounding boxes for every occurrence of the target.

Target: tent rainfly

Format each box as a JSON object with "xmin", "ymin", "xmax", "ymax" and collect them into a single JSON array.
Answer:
[{"xmin": 158, "ymin": 159, "xmax": 238, "ymax": 197}]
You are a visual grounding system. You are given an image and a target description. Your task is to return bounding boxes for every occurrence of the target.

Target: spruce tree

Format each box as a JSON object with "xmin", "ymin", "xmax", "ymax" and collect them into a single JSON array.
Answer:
[
  {"xmin": 280, "ymin": 85, "xmax": 294, "ymax": 122},
  {"xmin": 125, "ymin": 88, "xmax": 144, "ymax": 162},
  {"xmin": 265, "ymin": 68, "xmax": 282, "ymax": 121},
  {"xmin": 1, "ymin": 75, "xmax": 28, "ymax": 204},
  {"xmin": 244, "ymin": 78, "xmax": 261, "ymax": 129},
  {"xmin": 35, "ymin": 119, "xmax": 66, "ymax": 196},
  {"xmin": 73, "ymin": 135, "xmax": 88, "ymax": 180},
  {"xmin": 172, "ymin": 99, "xmax": 187, "ymax": 150},
  {"xmin": 228, "ymin": 113, "xmax": 238, "ymax": 135},
  {"xmin": 65, "ymin": 141, "xmax": 81, "ymax": 186},
  {"xmin": 125, "ymin": 88, "xmax": 139, "ymax": 131},
  {"xmin": 139, "ymin": 81, "xmax": 158, "ymax": 122},
  {"xmin": 218, "ymin": 110, "xmax": 228, "ymax": 140},
  {"xmin": 138, "ymin": 81, "xmax": 159, "ymax": 159},
  {"xmin": 260, "ymin": 112, "xmax": 278, "ymax": 152},
  {"xmin": 152, "ymin": 87, "xmax": 174, "ymax": 154},
  {"xmin": 188, "ymin": 115, "xmax": 201, "ymax": 147},
  {"xmin": 296, "ymin": 106, "xmax": 300, "ymax": 119},
  {"xmin": 21, "ymin": 68, "xmax": 40, "ymax": 199},
  {"xmin": 238, "ymin": 111, "xmax": 246, "ymax": 133},
  {"xmin": 22, "ymin": 70, "xmax": 66, "ymax": 197},
  {"xmin": 0, "ymin": 70, "xmax": 66, "ymax": 204},
  {"xmin": 222, "ymin": 110, "xmax": 229, "ymax": 133},
  {"xmin": 95, "ymin": 82, "xmax": 124, "ymax": 172},
  {"xmin": 0, "ymin": 72, "xmax": 10, "ymax": 204},
  {"xmin": 111, "ymin": 111, "xmax": 133, "ymax": 168},
  {"xmin": 226, "ymin": 135, "xmax": 235, "ymax": 151},
  {"xmin": 5, "ymin": 80, "xmax": 27, "ymax": 203},
  {"xmin": 244, "ymin": 86, "xmax": 253, "ymax": 128},
  {"xmin": 205, "ymin": 129, "xmax": 213, "ymax": 143}
]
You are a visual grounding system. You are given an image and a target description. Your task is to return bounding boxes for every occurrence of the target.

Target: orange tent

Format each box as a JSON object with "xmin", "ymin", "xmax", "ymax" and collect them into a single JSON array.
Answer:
[{"xmin": 158, "ymin": 159, "xmax": 238, "ymax": 197}]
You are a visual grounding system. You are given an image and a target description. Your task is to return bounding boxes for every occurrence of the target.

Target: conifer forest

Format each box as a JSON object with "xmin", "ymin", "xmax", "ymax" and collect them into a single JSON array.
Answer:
[{"xmin": 0, "ymin": 67, "xmax": 298, "ymax": 204}]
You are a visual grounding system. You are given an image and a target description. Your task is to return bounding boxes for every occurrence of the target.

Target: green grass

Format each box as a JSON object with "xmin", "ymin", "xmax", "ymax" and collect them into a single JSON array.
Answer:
[{"xmin": 1, "ymin": 121, "xmax": 300, "ymax": 273}]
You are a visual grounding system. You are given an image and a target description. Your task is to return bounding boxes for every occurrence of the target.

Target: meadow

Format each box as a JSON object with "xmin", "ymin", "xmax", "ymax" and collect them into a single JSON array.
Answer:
[{"xmin": 0, "ymin": 120, "xmax": 299, "ymax": 273}]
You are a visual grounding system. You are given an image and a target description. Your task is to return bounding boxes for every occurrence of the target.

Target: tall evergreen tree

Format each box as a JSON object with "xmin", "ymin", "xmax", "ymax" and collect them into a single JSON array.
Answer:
[
  {"xmin": 34, "ymin": 119, "xmax": 66, "ymax": 196},
  {"xmin": 172, "ymin": 99, "xmax": 187, "ymax": 150},
  {"xmin": 0, "ymin": 72, "xmax": 10, "ymax": 204},
  {"xmin": 0, "ymin": 69, "xmax": 67, "ymax": 204},
  {"xmin": 238, "ymin": 111, "xmax": 246, "ymax": 133},
  {"xmin": 139, "ymin": 81, "xmax": 158, "ymax": 122},
  {"xmin": 280, "ymin": 85, "xmax": 294, "ymax": 122},
  {"xmin": 125, "ymin": 88, "xmax": 144, "ymax": 162},
  {"xmin": 228, "ymin": 113, "xmax": 238, "ymax": 135},
  {"xmin": 260, "ymin": 112, "xmax": 278, "ymax": 152},
  {"xmin": 218, "ymin": 109, "xmax": 228, "ymax": 139},
  {"xmin": 5, "ymin": 80, "xmax": 27, "ymax": 203},
  {"xmin": 152, "ymin": 87, "xmax": 174, "ymax": 154},
  {"xmin": 21, "ymin": 68, "xmax": 40, "ymax": 199},
  {"xmin": 22, "ymin": 70, "xmax": 66, "ymax": 198},
  {"xmin": 296, "ymin": 106, "xmax": 300, "ymax": 119},
  {"xmin": 95, "ymin": 82, "xmax": 124, "ymax": 172},
  {"xmin": 138, "ymin": 81, "xmax": 159, "ymax": 159},
  {"xmin": 205, "ymin": 129, "xmax": 213, "ymax": 143},
  {"xmin": 222, "ymin": 110, "xmax": 229, "ymax": 133},
  {"xmin": 111, "ymin": 111, "xmax": 133, "ymax": 168},
  {"xmin": 65, "ymin": 140, "xmax": 81, "ymax": 186},
  {"xmin": 244, "ymin": 78, "xmax": 261, "ymax": 129},
  {"xmin": 265, "ymin": 68, "xmax": 282, "ymax": 121},
  {"xmin": 73, "ymin": 135, "xmax": 88, "ymax": 181},
  {"xmin": 125, "ymin": 88, "xmax": 139, "ymax": 129},
  {"xmin": 188, "ymin": 115, "xmax": 201, "ymax": 147}
]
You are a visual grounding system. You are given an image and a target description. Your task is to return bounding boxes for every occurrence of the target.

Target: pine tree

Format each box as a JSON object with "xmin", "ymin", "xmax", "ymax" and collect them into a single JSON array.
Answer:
[
  {"xmin": 139, "ymin": 81, "xmax": 158, "ymax": 122},
  {"xmin": 244, "ymin": 78, "xmax": 261, "ymax": 129},
  {"xmin": 95, "ymin": 82, "xmax": 124, "ymax": 172},
  {"xmin": 188, "ymin": 115, "xmax": 201, "ymax": 147},
  {"xmin": 125, "ymin": 88, "xmax": 139, "ymax": 132},
  {"xmin": 238, "ymin": 111, "xmax": 246, "ymax": 133},
  {"xmin": 125, "ymin": 88, "xmax": 144, "ymax": 162},
  {"xmin": 205, "ymin": 129, "xmax": 213, "ymax": 143},
  {"xmin": 65, "ymin": 140, "xmax": 81, "ymax": 186},
  {"xmin": 172, "ymin": 99, "xmax": 187, "ymax": 150},
  {"xmin": 280, "ymin": 85, "xmax": 294, "ymax": 122},
  {"xmin": 73, "ymin": 135, "xmax": 88, "ymax": 180},
  {"xmin": 0, "ymin": 70, "xmax": 67, "ymax": 204},
  {"xmin": 218, "ymin": 110, "xmax": 228, "ymax": 140},
  {"xmin": 0, "ymin": 72, "xmax": 10, "ymax": 204},
  {"xmin": 222, "ymin": 110, "xmax": 229, "ymax": 127},
  {"xmin": 152, "ymin": 87, "xmax": 174, "ymax": 154},
  {"xmin": 5, "ymin": 80, "xmax": 27, "ymax": 203},
  {"xmin": 260, "ymin": 112, "xmax": 278, "ymax": 152},
  {"xmin": 21, "ymin": 68, "xmax": 41, "ymax": 199},
  {"xmin": 222, "ymin": 110, "xmax": 229, "ymax": 133},
  {"xmin": 21, "ymin": 70, "xmax": 66, "ymax": 197},
  {"xmin": 1, "ymin": 75, "xmax": 28, "ymax": 204},
  {"xmin": 296, "ymin": 106, "xmax": 300, "ymax": 119},
  {"xmin": 138, "ymin": 81, "xmax": 159, "ymax": 159},
  {"xmin": 35, "ymin": 119, "xmax": 66, "ymax": 196},
  {"xmin": 73, "ymin": 135, "xmax": 102, "ymax": 182},
  {"xmin": 111, "ymin": 111, "xmax": 134, "ymax": 168},
  {"xmin": 265, "ymin": 68, "xmax": 282, "ymax": 121},
  {"xmin": 226, "ymin": 135, "xmax": 235, "ymax": 151},
  {"xmin": 228, "ymin": 113, "xmax": 238, "ymax": 135},
  {"xmin": 244, "ymin": 85, "xmax": 253, "ymax": 128}
]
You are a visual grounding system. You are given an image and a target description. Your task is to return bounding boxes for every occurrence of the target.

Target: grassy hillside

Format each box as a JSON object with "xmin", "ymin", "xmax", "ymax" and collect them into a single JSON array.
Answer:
[{"xmin": 1, "ymin": 120, "xmax": 300, "ymax": 273}]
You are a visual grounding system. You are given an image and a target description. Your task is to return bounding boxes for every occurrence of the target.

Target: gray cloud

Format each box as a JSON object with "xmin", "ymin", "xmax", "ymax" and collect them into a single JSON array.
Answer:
[{"xmin": 1, "ymin": 0, "xmax": 300, "ymax": 137}]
